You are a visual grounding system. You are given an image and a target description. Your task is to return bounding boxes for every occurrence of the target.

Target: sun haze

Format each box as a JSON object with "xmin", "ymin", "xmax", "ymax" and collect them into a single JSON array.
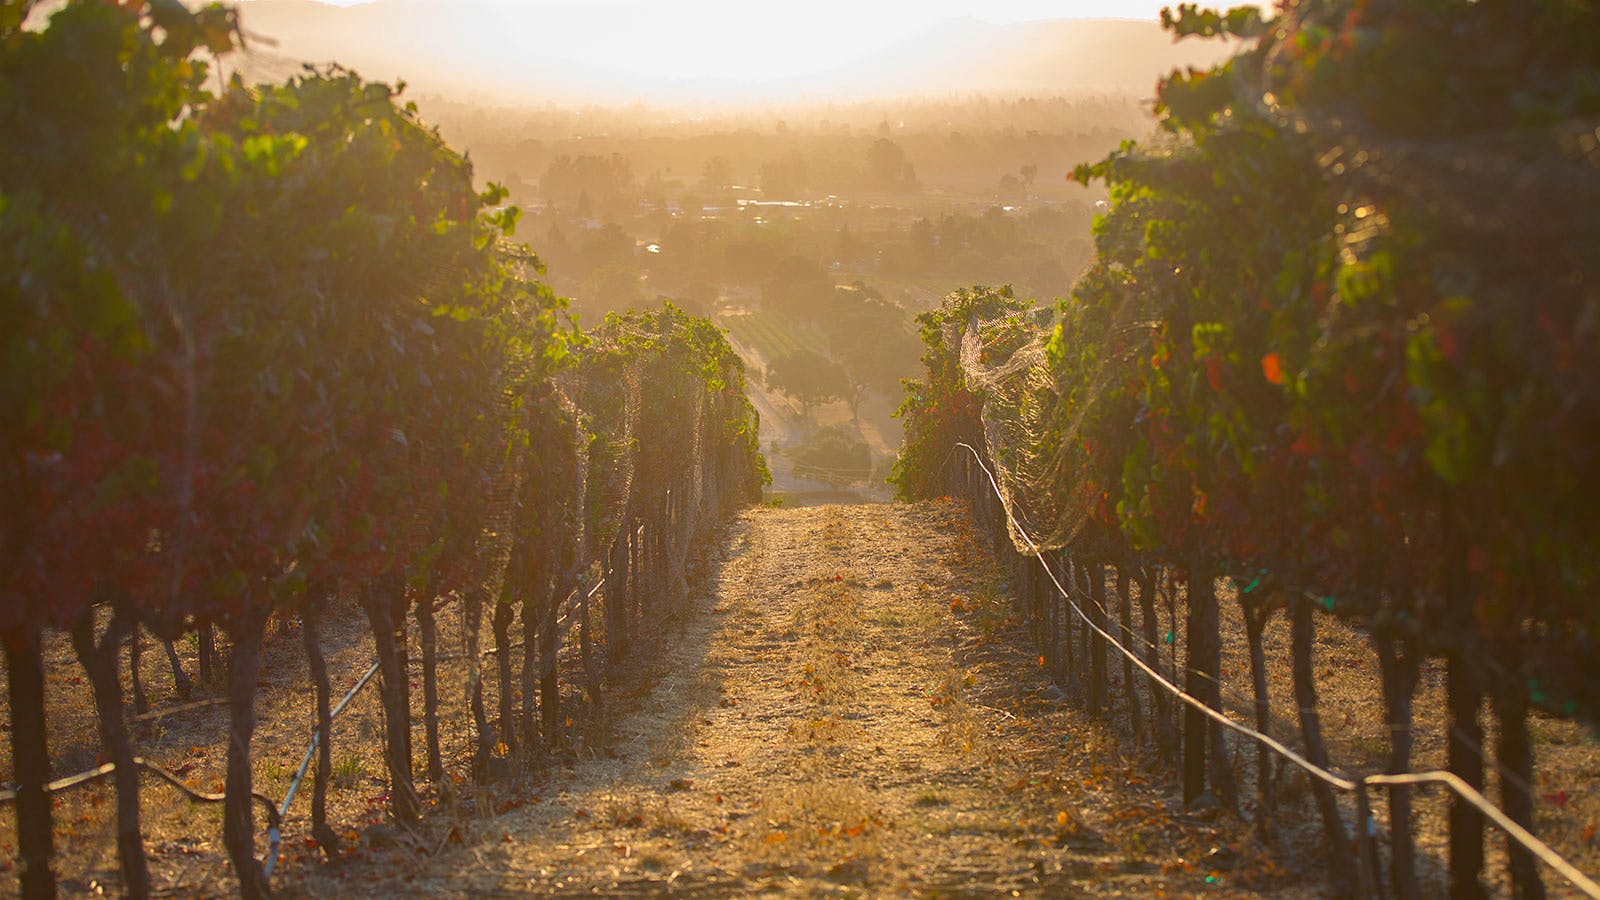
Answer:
[{"xmin": 233, "ymin": 0, "xmax": 1211, "ymax": 104}]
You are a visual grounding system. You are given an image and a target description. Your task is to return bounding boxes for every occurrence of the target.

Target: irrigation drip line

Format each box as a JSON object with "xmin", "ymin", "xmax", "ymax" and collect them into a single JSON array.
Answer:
[
  {"xmin": 129, "ymin": 696, "xmax": 228, "ymax": 723},
  {"xmin": 263, "ymin": 659, "xmax": 381, "ymax": 878},
  {"xmin": 266, "ymin": 552, "xmax": 616, "ymax": 876},
  {"xmin": 0, "ymin": 756, "xmax": 281, "ymax": 831},
  {"xmin": 953, "ymin": 441, "xmax": 1600, "ymax": 899}
]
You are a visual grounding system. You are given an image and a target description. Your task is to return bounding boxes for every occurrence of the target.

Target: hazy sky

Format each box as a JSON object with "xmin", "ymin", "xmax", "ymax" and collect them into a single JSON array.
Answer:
[
  {"xmin": 312, "ymin": 0, "xmax": 1172, "ymax": 15},
  {"xmin": 237, "ymin": 0, "xmax": 1195, "ymax": 102}
]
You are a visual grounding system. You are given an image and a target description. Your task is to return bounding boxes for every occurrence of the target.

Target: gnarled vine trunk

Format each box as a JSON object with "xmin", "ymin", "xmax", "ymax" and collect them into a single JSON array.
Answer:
[
  {"xmin": 417, "ymin": 593, "xmax": 443, "ymax": 782},
  {"xmin": 463, "ymin": 585, "xmax": 492, "ymax": 771},
  {"xmin": 128, "ymin": 620, "xmax": 149, "ymax": 716},
  {"xmin": 300, "ymin": 589, "xmax": 339, "ymax": 855},
  {"xmin": 196, "ymin": 621, "xmax": 217, "ymax": 686},
  {"xmin": 492, "ymin": 597, "xmax": 517, "ymax": 758},
  {"xmin": 70, "ymin": 605, "xmax": 148, "ymax": 899},
  {"xmin": 5, "ymin": 624, "xmax": 57, "ymax": 899},
  {"xmin": 520, "ymin": 594, "xmax": 542, "ymax": 753},
  {"xmin": 489, "ymin": 595, "xmax": 515, "ymax": 755},
  {"xmin": 1244, "ymin": 600, "xmax": 1275, "ymax": 841},
  {"xmin": 1290, "ymin": 597, "xmax": 1354, "ymax": 895},
  {"xmin": 363, "ymin": 577, "xmax": 420, "ymax": 825},
  {"xmin": 223, "ymin": 604, "xmax": 271, "ymax": 898}
]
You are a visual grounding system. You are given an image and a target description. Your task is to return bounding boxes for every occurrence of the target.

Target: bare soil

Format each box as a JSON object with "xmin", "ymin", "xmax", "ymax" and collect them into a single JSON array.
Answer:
[
  {"xmin": 293, "ymin": 501, "xmax": 1273, "ymax": 897},
  {"xmin": 2, "ymin": 500, "xmax": 1595, "ymax": 896}
]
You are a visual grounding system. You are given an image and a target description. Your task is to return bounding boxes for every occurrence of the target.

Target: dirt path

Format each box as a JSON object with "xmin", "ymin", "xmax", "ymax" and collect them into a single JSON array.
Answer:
[{"xmin": 295, "ymin": 502, "xmax": 1275, "ymax": 897}]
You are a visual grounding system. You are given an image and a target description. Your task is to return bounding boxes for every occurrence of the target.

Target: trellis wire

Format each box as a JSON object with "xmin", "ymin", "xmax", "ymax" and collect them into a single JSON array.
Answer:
[{"xmin": 954, "ymin": 440, "xmax": 1600, "ymax": 899}]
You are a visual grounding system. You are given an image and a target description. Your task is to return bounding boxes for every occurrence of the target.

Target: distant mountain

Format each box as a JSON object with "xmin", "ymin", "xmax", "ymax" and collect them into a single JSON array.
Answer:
[
  {"xmin": 848, "ymin": 17, "xmax": 1235, "ymax": 97},
  {"xmin": 228, "ymin": 1, "xmax": 1235, "ymax": 105}
]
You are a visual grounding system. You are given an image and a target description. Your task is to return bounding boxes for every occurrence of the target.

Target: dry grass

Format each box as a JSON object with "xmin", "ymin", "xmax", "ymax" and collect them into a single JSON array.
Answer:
[
  {"xmin": 19, "ymin": 500, "xmax": 1573, "ymax": 897},
  {"xmin": 984, "ymin": 539, "xmax": 1600, "ymax": 897},
  {"xmin": 0, "ymin": 559, "xmax": 655, "ymax": 895}
]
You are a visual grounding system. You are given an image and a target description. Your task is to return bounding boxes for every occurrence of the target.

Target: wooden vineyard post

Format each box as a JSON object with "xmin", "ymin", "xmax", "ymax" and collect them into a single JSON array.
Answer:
[
  {"xmin": 1117, "ymin": 566, "xmax": 1141, "ymax": 740},
  {"xmin": 197, "ymin": 622, "xmax": 217, "ymax": 686},
  {"xmin": 464, "ymin": 584, "xmax": 493, "ymax": 772},
  {"xmin": 1080, "ymin": 560, "xmax": 1094, "ymax": 693},
  {"xmin": 1171, "ymin": 566, "xmax": 1184, "ymax": 749},
  {"xmin": 1020, "ymin": 561, "xmax": 1036, "ymax": 646},
  {"xmin": 1354, "ymin": 782, "xmax": 1385, "ymax": 898},
  {"xmin": 1088, "ymin": 560, "xmax": 1108, "ymax": 718},
  {"xmin": 540, "ymin": 580, "xmax": 565, "ymax": 745},
  {"xmin": 1182, "ymin": 563, "xmax": 1207, "ymax": 806},
  {"xmin": 1183, "ymin": 561, "xmax": 1228, "ymax": 807},
  {"xmin": 579, "ymin": 576, "xmax": 601, "ymax": 708},
  {"xmin": 1377, "ymin": 633, "xmax": 1421, "ymax": 899},
  {"xmin": 1044, "ymin": 554, "xmax": 1061, "ymax": 678},
  {"xmin": 520, "ymin": 586, "xmax": 542, "ymax": 751},
  {"xmin": 1060, "ymin": 554, "xmax": 1077, "ymax": 688},
  {"xmin": 1138, "ymin": 567, "xmax": 1172, "ymax": 759},
  {"xmin": 1496, "ymin": 680, "xmax": 1546, "ymax": 899},
  {"xmin": 606, "ymin": 532, "xmax": 630, "ymax": 665},
  {"xmin": 632, "ymin": 523, "xmax": 644, "ymax": 626}
]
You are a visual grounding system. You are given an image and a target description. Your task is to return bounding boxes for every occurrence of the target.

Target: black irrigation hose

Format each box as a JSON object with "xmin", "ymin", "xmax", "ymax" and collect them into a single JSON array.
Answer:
[
  {"xmin": 953, "ymin": 441, "xmax": 1600, "ymax": 898},
  {"xmin": 3, "ymin": 429, "xmax": 730, "ymax": 891},
  {"xmin": 0, "ymin": 756, "xmax": 282, "ymax": 832},
  {"xmin": 267, "ymin": 530, "xmax": 622, "ymax": 876}
]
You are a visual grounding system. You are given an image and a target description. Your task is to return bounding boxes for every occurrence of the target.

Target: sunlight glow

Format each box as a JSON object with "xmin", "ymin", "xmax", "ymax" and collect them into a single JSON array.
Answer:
[{"xmin": 239, "ymin": 1, "xmax": 1180, "ymax": 101}]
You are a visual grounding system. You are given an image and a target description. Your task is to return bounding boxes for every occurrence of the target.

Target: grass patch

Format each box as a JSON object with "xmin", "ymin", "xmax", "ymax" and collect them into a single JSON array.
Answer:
[{"xmin": 331, "ymin": 751, "xmax": 369, "ymax": 790}]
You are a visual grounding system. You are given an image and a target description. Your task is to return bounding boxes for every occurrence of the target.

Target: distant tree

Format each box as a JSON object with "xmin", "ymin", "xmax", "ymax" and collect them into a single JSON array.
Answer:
[
  {"xmin": 760, "ymin": 255, "xmax": 834, "ymax": 317},
  {"xmin": 540, "ymin": 153, "xmax": 634, "ymax": 211},
  {"xmin": 575, "ymin": 223, "xmax": 635, "ymax": 278},
  {"xmin": 579, "ymin": 262, "xmax": 645, "ymax": 320},
  {"xmin": 791, "ymin": 424, "xmax": 872, "ymax": 485},
  {"xmin": 759, "ymin": 152, "xmax": 809, "ymax": 198},
  {"xmin": 823, "ymin": 290, "xmax": 921, "ymax": 403},
  {"xmin": 699, "ymin": 155, "xmax": 733, "ymax": 193},
  {"xmin": 835, "ymin": 224, "xmax": 858, "ymax": 267},
  {"xmin": 667, "ymin": 283, "xmax": 716, "ymax": 319},
  {"xmin": 725, "ymin": 237, "xmax": 783, "ymax": 283},
  {"xmin": 997, "ymin": 172, "xmax": 1023, "ymax": 202},
  {"xmin": 909, "ymin": 217, "xmax": 937, "ymax": 263},
  {"xmin": 867, "ymin": 138, "xmax": 917, "ymax": 191},
  {"xmin": 766, "ymin": 349, "xmax": 851, "ymax": 419}
]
